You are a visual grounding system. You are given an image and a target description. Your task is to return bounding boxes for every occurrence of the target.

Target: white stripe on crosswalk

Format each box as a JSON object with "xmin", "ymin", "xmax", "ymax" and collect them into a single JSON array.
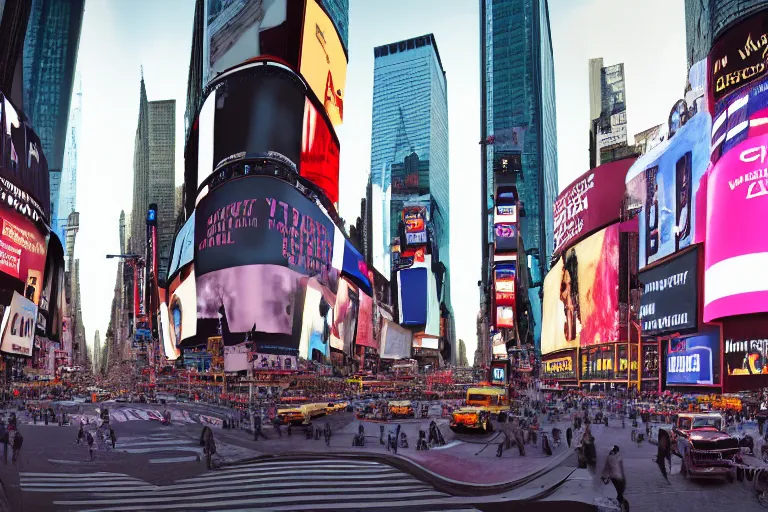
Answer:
[
  {"xmin": 175, "ymin": 466, "xmax": 399, "ymax": 483},
  {"xmin": 116, "ymin": 440, "xmax": 196, "ymax": 447},
  {"xmin": 21, "ymin": 472, "xmax": 127, "ymax": 478},
  {"xmin": 150, "ymin": 456, "xmax": 200, "ymax": 464},
  {"xmin": 54, "ymin": 489, "xmax": 449, "ymax": 508},
  {"xmin": 122, "ymin": 447, "xmax": 203, "ymax": 454}
]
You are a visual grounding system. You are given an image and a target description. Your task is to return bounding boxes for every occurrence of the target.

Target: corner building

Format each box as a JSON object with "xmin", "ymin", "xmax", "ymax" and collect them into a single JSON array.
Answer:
[
  {"xmin": 481, "ymin": 0, "xmax": 558, "ymax": 349},
  {"xmin": 369, "ymin": 34, "xmax": 455, "ymax": 362}
]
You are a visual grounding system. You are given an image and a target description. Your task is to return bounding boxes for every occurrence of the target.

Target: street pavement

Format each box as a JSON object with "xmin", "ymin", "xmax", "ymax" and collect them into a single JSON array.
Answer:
[
  {"xmin": 17, "ymin": 458, "xmax": 484, "ymax": 511},
  {"xmin": 546, "ymin": 418, "xmax": 768, "ymax": 511}
]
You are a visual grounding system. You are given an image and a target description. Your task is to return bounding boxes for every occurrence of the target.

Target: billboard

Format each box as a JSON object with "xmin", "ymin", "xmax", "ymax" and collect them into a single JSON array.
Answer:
[
  {"xmin": 541, "ymin": 224, "xmax": 620, "ymax": 355},
  {"xmin": 723, "ymin": 315, "xmax": 768, "ymax": 385},
  {"xmin": 167, "ymin": 212, "xmax": 195, "ymax": 281},
  {"xmin": 543, "ymin": 354, "xmax": 576, "ymax": 379},
  {"xmin": 491, "ymin": 364, "xmax": 507, "ymax": 386},
  {"xmin": 704, "ymin": 134, "xmax": 768, "ymax": 321},
  {"xmin": 159, "ymin": 302, "xmax": 180, "ymax": 360},
  {"xmin": 639, "ymin": 248, "xmax": 698, "ymax": 337},
  {"xmin": 403, "ymin": 206, "xmax": 427, "ymax": 246},
  {"xmin": 329, "ymin": 277, "xmax": 358, "ymax": 355},
  {"xmin": 665, "ymin": 328, "xmax": 720, "ymax": 386},
  {"xmin": 1, "ymin": 95, "xmax": 50, "ymax": 220},
  {"xmin": 224, "ymin": 342, "xmax": 250, "ymax": 372},
  {"xmin": 0, "ymin": 204, "xmax": 47, "ymax": 304},
  {"xmin": 496, "ymin": 306, "xmax": 514, "ymax": 329},
  {"xmin": 625, "ymin": 111, "xmax": 711, "ymax": 269},
  {"xmin": 597, "ymin": 111, "xmax": 628, "ymax": 152},
  {"xmin": 168, "ymin": 265, "xmax": 198, "ymax": 347},
  {"xmin": 494, "ymin": 263, "xmax": 516, "ymax": 307},
  {"xmin": 709, "ymin": 9, "xmax": 768, "ymax": 105},
  {"xmin": 202, "ymin": 0, "xmax": 346, "ymax": 126},
  {"xmin": 710, "ymin": 73, "xmax": 768, "ymax": 166},
  {"xmin": 553, "ymin": 158, "xmax": 634, "ymax": 257},
  {"xmin": 195, "ymin": 175, "xmax": 338, "ymax": 351},
  {"xmin": 380, "ymin": 318, "xmax": 412, "ymax": 360},
  {"xmin": 299, "ymin": 0, "xmax": 346, "ymax": 127},
  {"xmin": 0, "ymin": 291, "xmax": 37, "ymax": 356},
  {"xmin": 300, "ymin": 97, "xmax": 340, "ymax": 204},
  {"xmin": 494, "ymin": 223, "xmax": 517, "ymax": 252},
  {"xmin": 399, "ymin": 267, "xmax": 427, "ymax": 326},
  {"xmin": 355, "ymin": 292, "xmax": 375, "ymax": 349},
  {"xmin": 297, "ymin": 279, "xmax": 331, "ymax": 360}
]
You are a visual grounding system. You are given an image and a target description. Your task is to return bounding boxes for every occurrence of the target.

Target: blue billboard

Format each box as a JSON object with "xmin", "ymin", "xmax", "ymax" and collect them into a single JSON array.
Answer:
[{"xmin": 665, "ymin": 328, "xmax": 721, "ymax": 386}]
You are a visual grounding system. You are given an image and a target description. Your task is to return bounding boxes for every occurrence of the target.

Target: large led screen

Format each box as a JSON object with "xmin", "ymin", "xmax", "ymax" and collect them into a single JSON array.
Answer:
[
  {"xmin": 723, "ymin": 315, "xmax": 768, "ymax": 389},
  {"xmin": 403, "ymin": 206, "xmax": 427, "ymax": 246},
  {"xmin": 167, "ymin": 212, "xmax": 195, "ymax": 281},
  {"xmin": 553, "ymin": 158, "xmax": 634, "ymax": 258},
  {"xmin": 297, "ymin": 279, "xmax": 332, "ymax": 360},
  {"xmin": 355, "ymin": 292, "xmax": 375, "ymax": 349},
  {"xmin": 0, "ymin": 205, "xmax": 47, "ymax": 304},
  {"xmin": 202, "ymin": 0, "xmax": 346, "ymax": 128},
  {"xmin": 494, "ymin": 263, "xmax": 516, "ymax": 307},
  {"xmin": 708, "ymin": 8, "xmax": 768, "ymax": 105},
  {"xmin": 168, "ymin": 265, "xmax": 197, "ymax": 347},
  {"xmin": 0, "ymin": 291, "xmax": 36, "ymax": 356},
  {"xmin": 399, "ymin": 267, "xmax": 427, "ymax": 326},
  {"xmin": 380, "ymin": 318, "xmax": 412, "ymax": 360},
  {"xmin": 625, "ymin": 111, "xmax": 711, "ymax": 270},
  {"xmin": 665, "ymin": 328, "xmax": 721, "ymax": 386},
  {"xmin": 704, "ymin": 133, "xmax": 768, "ymax": 321},
  {"xmin": 329, "ymin": 277, "xmax": 358, "ymax": 355},
  {"xmin": 710, "ymin": 74, "xmax": 768, "ymax": 166},
  {"xmin": 195, "ymin": 175, "xmax": 340, "ymax": 353},
  {"xmin": 300, "ymin": 97, "xmax": 340, "ymax": 205},
  {"xmin": 541, "ymin": 224, "xmax": 620, "ymax": 355},
  {"xmin": 1, "ymin": 96, "xmax": 49, "ymax": 219},
  {"xmin": 639, "ymin": 248, "xmax": 698, "ymax": 336}
]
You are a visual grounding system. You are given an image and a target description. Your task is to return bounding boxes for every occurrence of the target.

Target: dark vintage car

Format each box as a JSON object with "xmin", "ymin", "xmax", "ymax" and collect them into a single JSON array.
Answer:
[{"xmin": 665, "ymin": 413, "xmax": 738, "ymax": 482}]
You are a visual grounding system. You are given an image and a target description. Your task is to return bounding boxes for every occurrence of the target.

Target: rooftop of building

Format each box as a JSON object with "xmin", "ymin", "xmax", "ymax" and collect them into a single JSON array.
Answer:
[{"xmin": 373, "ymin": 34, "xmax": 445, "ymax": 76}]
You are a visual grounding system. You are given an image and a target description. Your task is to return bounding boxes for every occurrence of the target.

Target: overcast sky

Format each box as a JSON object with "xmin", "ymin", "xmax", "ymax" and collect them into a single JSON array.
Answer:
[{"xmin": 73, "ymin": 0, "xmax": 687, "ymax": 359}]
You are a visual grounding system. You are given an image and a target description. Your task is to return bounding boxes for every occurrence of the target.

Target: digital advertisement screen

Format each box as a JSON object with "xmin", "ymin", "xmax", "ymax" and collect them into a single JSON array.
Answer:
[
  {"xmin": 710, "ymin": 74, "xmax": 768, "ymax": 166},
  {"xmin": 224, "ymin": 342, "xmax": 250, "ymax": 372},
  {"xmin": 300, "ymin": 0, "xmax": 347, "ymax": 127},
  {"xmin": 541, "ymin": 224, "xmax": 620, "ymax": 355},
  {"xmin": 494, "ymin": 263, "xmax": 516, "ymax": 306},
  {"xmin": 399, "ymin": 267, "xmax": 428, "ymax": 326},
  {"xmin": 665, "ymin": 328, "xmax": 720, "ymax": 386},
  {"xmin": 704, "ymin": 133, "xmax": 768, "ymax": 321},
  {"xmin": 328, "ymin": 277, "xmax": 358, "ymax": 355},
  {"xmin": 1, "ymin": 96, "xmax": 50, "ymax": 219},
  {"xmin": 625, "ymin": 111, "xmax": 711, "ymax": 270},
  {"xmin": 639, "ymin": 248, "xmax": 698, "ymax": 336},
  {"xmin": 0, "ymin": 204, "xmax": 47, "ymax": 304},
  {"xmin": 543, "ymin": 355, "xmax": 576, "ymax": 379},
  {"xmin": 0, "ymin": 291, "xmax": 37, "ymax": 356},
  {"xmin": 403, "ymin": 206, "xmax": 428, "ymax": 246},
  {"xmin": 167, "ymin": 212, "xmax": 195, "ymax": 281},
  {"xmin": 553, "ymin": 158, "xmax": 634, "ymax": 258},
  {"xmin": 300, "ymin": 97, "xmax": 340, "ymax": 205},
  {"xmin": 491, "ymin": 365, "xmax": 507, "ymax": 386},
  {"xmin": 708, "ymin": 8, "xmax": 768, "ymax": 104},
  {"xmin": 297, "ymin": 280, "xmax": 331, "ymax": 360},
  {"xmin": 355, "ymin": 292, "xmax": 375, "ymax": 349},
  {"xmin": 167, "ymin": 262, "xmax": 197, "ymax": 347},
  {"xmin": 723, "ymin": 315, "xmax": 768, "ymax": 383},
  {"xmin": 380, "ymin": 318, "xmax": 412, "ymax": 360},
  {"xmin": 159, "ymin": 302, "xmax": 180, "ymax": 360},
  {"xmin": 496, "ymin": 306, "xmax": 514, "ymax": 329},
  {"xmin": 494, "ymin": 223, "xmax": 517, "ymax": 252}
]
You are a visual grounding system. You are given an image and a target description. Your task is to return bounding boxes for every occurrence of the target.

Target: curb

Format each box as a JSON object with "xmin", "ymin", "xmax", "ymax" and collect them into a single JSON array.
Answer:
[
  {"xmin": 0, "ymin": 479, "xmax": 11, "ymax": 512},
  {"xmin": 217, "ymin": 444, "xmax": 575, "ymax": 497}
]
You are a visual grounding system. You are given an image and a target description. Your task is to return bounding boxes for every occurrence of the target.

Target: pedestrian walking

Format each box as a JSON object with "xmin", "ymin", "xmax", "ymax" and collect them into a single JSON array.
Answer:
[
  {"xmin": 11, "ymin": 430, "xmax": 22, "ymax": 464},
  {"xmin": 86, "ymin": 431, "xmax": 94, "ymax": 461},
  {"xmin": 109, "ymin": 427, "xmax": 117, "ymax": 450},
  {"xmin": 0, "ymin": 419, "xmax": 7, "ymax": 464},
  {"xmin": 77, "ymin": 424, "xmax": 84, "ymax": 444},
  {"xmin": 200, "ymin": 426, "xmax": 216, "ymax": 470},
  {"xmin": 601, "ymin": 445, "xmax": 627, "ymax": 510}
]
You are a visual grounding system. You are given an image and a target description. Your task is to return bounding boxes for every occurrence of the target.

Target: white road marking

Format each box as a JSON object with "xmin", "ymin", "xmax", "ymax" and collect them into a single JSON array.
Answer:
[
  {"xmin": 430, "ymin": 440, "xmax": 463, "ymax": 450},
  {"xmin": 149, "ymin": 456, "xmax": 200, "ymax": 464}
]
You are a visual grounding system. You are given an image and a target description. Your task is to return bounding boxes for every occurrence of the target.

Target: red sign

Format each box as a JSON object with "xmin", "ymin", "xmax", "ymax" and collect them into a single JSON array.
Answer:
[
  {"xmin": 0, "ymin": 238, "xmax": 21, "ymax": 278},
  {"xmin": 552, "ymin": 158, "xmax": 635, "ymax": 257},
  {"xmin": 355, "ymin": 293, "xmax": 377, "ymax": 350},
  {"xmin": 0, "ymin": 206, "xmax": 46, "ymax": 302},
  {"xmin": 300, "ymin": 98, "xmax": 340, "ymax": 205}
]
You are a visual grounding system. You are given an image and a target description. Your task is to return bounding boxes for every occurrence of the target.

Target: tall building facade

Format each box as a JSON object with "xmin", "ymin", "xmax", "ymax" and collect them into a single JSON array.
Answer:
[
  {"xmin": 148, "ymin": 99, "xmax": 176, "ymax": 283},
  {"xmin": 319, "ymin": 0, "xmax": 349, "ymax": 51},
  {"xmin": 21, "ymin": 0, "xmax": 84, "ymax": 199},
  {"xmin": 685, "ymin": 0, "xmax": 768, "ymax": 69},
  {"xmin": 369, "ymin": 34, "xmax": 454, "ymax": 362},
  {"xmin": 588, "ymin": 59, "xmax": 630, "ymax": 167},
  {"xmin": 129, "ymin": 75, "xmax": 150, "ymax": 257},
  {"xmin": 53, "ymin": 73, "xmax": 81, "ymax": 253},
  {"xmin": 480, "ymin": 0, "xmax": 558, "ymax": 349}
]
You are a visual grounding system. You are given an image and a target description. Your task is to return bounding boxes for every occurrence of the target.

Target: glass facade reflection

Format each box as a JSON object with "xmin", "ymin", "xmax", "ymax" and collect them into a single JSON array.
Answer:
[
  {"xmin": 483, "ymin": 0, "xmax": 558, "ymax": 349},
  {"xmin": 319, "ymin": 0, "xmax": 349, "ymax": 52},
  {"xmin": 369, "ymin": 34, "xmax": 454, "ymax": 353}
]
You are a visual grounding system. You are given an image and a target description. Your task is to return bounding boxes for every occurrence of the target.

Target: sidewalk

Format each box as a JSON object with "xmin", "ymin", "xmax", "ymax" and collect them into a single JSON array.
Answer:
[{"xmin": 213, "ymin": 416, "xmax": 576, "ymax": 494}]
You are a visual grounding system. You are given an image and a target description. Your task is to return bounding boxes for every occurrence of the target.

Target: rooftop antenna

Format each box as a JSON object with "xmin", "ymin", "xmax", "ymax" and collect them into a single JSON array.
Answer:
[{"xmin": 141, "ymin": 65, "xmax": 144, "ymax": 80}]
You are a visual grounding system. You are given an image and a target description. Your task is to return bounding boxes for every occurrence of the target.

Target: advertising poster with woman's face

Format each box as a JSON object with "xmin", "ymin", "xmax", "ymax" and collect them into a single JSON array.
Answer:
[{"xmin": 541, "ymin": 224, "xmax": 620, "ymax": 355}]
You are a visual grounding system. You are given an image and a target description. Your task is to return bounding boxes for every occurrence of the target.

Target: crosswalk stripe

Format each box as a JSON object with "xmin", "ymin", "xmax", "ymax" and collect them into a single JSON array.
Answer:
[
  {"xmin": 116, "ymin": 440, "xmax": 196, "ymax": 447},
  {"xmin": 216, "ymin": 460, "xmax": 386, "ymax": 472},
  {"xmin": 91, "ymin": 483, "xmax": 434, "ymax": 499},
  {"xmin": 21, "ymin": 472, "xmax": 126, "ymax": 478},
  {"xmin": 22, "ymin": 481, "xmax": 153, "ymax": 489},
  {"xmin": 150, "ymin": 456, "xmax": 200, "ymax": 464},
  {"xmin": 53, "ymin": 489, "xmax": 449, "ymax": 507},
  {"xmin": 143, "ymin": 473, "xmax": 420, "ymax": 492},
  {"xmin": 175, "ymin": 466, "xmax": 399, "ymax": 483},
  {"xmin": 123, "ymin": 447, "xmax": 203, "ymax": 454}
]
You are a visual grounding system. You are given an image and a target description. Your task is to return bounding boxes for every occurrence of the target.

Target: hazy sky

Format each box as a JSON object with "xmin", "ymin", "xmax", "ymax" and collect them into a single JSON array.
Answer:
[{"xmin": 73, "ymin": 0, "xmax": 687, "ymax": 359}]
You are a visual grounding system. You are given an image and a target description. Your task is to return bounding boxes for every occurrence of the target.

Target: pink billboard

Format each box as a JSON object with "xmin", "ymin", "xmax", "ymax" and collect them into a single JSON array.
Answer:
[{"xmin": 704, "ymin": 134, "xmax": 768, "ymax": 322}]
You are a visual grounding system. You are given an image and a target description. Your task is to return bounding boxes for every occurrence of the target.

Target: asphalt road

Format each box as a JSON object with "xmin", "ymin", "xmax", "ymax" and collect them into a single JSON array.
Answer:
[{"xmin": 547, "ymin": 419, "xmax": 768, "ymax": 512}]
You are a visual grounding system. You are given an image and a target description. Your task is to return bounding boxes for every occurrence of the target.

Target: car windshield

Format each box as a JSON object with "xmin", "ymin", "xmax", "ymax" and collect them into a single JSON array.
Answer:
[{"xmin": 692, "ymin": 417, "xmax": 721, "ymax": 430}]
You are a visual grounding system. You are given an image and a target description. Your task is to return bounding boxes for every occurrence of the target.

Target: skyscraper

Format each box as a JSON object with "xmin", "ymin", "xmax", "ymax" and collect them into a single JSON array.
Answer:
[
  {"xmin": 480, "ymin": 0, "xmax": 558, "ymax": 349},
  {"xmin": 21, "ymin": 0, "xmax": 84, "ymax": 201},
  {"xmin": 319, "ymin": 0, "xmax": 349, "ymax": 51},
  {"xmin": 685, "ymin": 0, "xmax": 768, "ymax": 70},
  {"xmin": 369, "ymin": 34, "xmax": 454, "ymax": 362},
  {"xmin": 148, "ymin": 99, "xmax": 176, "ymax": 283},
  {"xmin": 53, "ymin": 73, "xmax": 81, "ymax": 254},
  {"xmin": 588, "ymin": 59, "xmax": 629, "ymax": 167},
  {"xmin": 129, "ymin": 75, "xmax": 150, "ymax": 257}
]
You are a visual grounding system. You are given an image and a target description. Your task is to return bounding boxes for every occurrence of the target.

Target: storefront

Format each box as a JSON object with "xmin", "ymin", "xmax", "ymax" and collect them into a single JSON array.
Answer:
[
  {"xmin": 722, "ymin": 313, "xmax": 768, "ymax": 392},
  {"xmin": 542, "ymin": 350, "xmax": 578, "ymax": 388}
]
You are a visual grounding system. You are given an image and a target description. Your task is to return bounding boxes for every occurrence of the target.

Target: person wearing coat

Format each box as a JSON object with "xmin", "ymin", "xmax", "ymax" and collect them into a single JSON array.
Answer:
[{"xmin": 601, "ymin": 445, "xmax": 627, "ymax": 506}]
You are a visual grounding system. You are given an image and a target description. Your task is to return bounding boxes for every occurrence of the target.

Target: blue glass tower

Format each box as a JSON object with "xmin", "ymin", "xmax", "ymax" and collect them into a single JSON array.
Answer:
[
  {"xmin": 319, "ymin": 0, "xmax": 348, "ymax": 52},
  {"xmin": 481, "ymin": 0, "xmax": 558, "ymax": 349},
  {"xmin": 369, "ymin": 34, "xmax": 454, "ymax": 360}
]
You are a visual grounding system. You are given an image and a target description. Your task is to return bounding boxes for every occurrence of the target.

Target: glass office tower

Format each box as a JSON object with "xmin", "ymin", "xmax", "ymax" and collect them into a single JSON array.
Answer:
[
  {"xmin": 369, "ymin": 34, "xmax": 454, "ymax": 360},
  {"xmin": 481, "ymin": 0, "xmax": 558, "ymax": 348},
  {"xmin": 319, "ymin": 0, "xmax": 349, "ymax": 52}
]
